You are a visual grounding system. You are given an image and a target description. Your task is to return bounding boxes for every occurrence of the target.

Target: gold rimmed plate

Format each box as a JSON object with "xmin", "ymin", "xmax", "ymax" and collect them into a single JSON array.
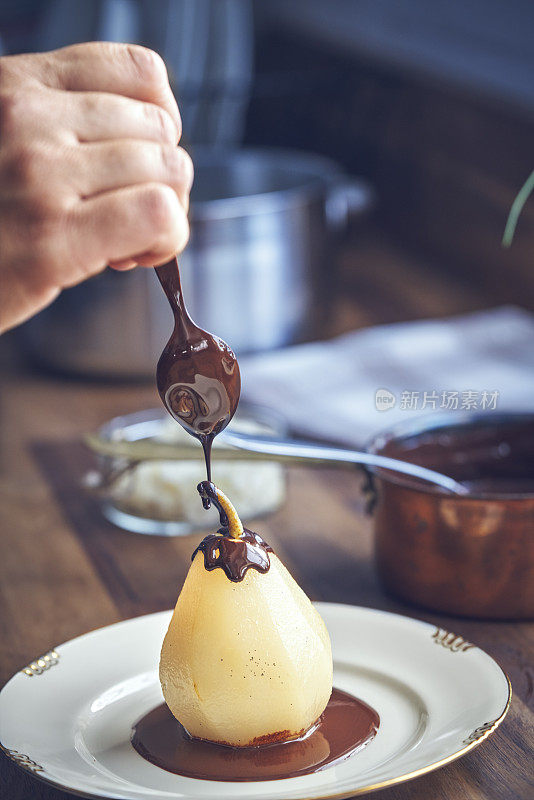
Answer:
[{"xmin": 0, "ymin": 604, "xmax": 511, "ymax": 799}]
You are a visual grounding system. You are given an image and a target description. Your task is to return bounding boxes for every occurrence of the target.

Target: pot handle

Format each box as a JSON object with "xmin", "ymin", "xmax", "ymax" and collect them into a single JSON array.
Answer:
[{"xmin": 325, "ymin": 177, "xmax": 375, "ymax": 233}]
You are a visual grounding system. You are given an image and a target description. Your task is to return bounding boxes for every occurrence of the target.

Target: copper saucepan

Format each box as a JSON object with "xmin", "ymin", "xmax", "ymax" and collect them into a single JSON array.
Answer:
[{"xmin": 367, "ymin": 412, "xmax": 534, "ymax": 619}]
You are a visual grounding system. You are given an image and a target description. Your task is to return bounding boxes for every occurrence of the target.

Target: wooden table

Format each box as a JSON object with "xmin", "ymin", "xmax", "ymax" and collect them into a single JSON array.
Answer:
[{"xmin": 1, "ymin": 236, "xmax": 532, "ymax": 799}]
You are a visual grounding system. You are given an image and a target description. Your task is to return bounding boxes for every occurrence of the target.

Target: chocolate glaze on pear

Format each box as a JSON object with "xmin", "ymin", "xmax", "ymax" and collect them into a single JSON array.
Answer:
[
  {"xmin": 193, "ymin": 530, "xmax": 273, "ymax": 583},
  {"xmin": 194, "ymin": 481, "xmax": 273, "ymax": 582}
]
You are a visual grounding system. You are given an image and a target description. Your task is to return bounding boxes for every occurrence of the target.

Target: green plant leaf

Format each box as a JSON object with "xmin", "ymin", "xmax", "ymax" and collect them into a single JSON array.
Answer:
[{"xmin": 502, "ymin": 170, "xmax": 534, "ymax": 248}]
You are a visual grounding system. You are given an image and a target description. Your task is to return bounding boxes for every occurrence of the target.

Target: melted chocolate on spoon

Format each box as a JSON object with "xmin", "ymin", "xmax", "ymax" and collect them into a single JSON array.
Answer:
[
  {"xmin": 155, "ymin": 258, "xmax": 240, "ymax": 481},
  {"xmin": 132, "ymin": 688, "xmax": 380, "ymax": 782}
]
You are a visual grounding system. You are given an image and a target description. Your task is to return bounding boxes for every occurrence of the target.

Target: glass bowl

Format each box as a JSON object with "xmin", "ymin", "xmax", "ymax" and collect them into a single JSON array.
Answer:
[{"xmin": 85, "ymin": 404, "xmax": 287, "ymax": 536}]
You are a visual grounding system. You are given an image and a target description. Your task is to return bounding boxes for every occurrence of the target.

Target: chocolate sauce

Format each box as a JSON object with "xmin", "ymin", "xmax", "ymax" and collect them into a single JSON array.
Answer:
[
  {"xmin": 192, "ymin": 530, "xmax": 273, "ymax": 582},
  {"xmin": 132, "ymin": 688, "xmax": 379, "ymax": 782},
  {"xmin": 193, "ymin": 480, "xmax": 273, "ymax": 581},
  {"xmin": 197, "ymin": 479, "xmax": 229, "ymax": 524},
  {"xmin": 379, "ymin": 417, "xmax": 534, "ymax": 497},
  {"xmin": 155, "ymin": 258, "xmax": 240, "ymax": 481}
]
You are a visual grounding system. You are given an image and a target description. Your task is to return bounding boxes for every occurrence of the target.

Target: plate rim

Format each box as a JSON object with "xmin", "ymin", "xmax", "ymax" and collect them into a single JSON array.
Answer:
[{"xmin": 0, "ymin": 602, "xmax": 513, "ymax": 800}]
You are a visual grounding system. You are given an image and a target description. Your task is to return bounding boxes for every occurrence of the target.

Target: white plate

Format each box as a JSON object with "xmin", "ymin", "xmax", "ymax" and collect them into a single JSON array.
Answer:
[{"xmin": 0, "ymin": 604, "xmax": 510, "ymax": 800}]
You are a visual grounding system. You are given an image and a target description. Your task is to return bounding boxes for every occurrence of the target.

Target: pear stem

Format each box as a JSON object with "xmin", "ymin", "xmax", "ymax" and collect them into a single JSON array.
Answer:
[
  {"xmin": 214, "ymin": 487, "xmax": 244, "ymax": 539},
  {"xmin": 197, "ymin": 481, "xmax": 245, "ymax": 538}
]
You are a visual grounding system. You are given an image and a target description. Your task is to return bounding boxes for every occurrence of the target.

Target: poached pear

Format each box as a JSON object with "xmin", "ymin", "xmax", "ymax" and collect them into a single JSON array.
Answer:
[{"xmin": 159, "ymin": 482, "xmax": 333, "ymax": 747}]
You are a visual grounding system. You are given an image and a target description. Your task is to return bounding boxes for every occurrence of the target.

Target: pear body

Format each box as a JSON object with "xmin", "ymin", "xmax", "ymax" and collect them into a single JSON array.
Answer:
[{"xmin": 159, "ymin": 551, "xmax": 332, "ymax": 747}]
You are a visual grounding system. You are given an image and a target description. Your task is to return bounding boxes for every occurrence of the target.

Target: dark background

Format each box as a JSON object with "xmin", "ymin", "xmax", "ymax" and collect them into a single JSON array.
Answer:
[
  {"xmin": 1, "ymin": 0, "xmax": 533, "ymax": 315},
  {"xmin": 246, "ymin": 2, "xmax": 534, "ymax": 309}
]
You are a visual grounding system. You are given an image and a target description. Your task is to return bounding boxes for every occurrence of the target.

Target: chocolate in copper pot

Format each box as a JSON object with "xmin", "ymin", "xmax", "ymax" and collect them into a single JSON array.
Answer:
[
  {"xmin": 155, "ymin": 258, "xmax": 240, "ymax": 480},
  {"xmin": 380, "ymin": 419, "xmax": 534, "ymax": 495}
]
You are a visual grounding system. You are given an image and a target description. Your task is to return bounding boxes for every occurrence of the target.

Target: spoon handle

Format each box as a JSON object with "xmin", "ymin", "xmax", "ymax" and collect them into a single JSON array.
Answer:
[
  {"xmin": 155, "ymin": 258, "xmax": 195, "ymax": 333},
  {"xmin": 84, "ymin": 431, "xmax": 468, "ymax": 495},
  {"xmin": 154, "ymin": 258, "xmax": 179, "ymax": 294},
  {"xmin": 221, "ymin": 431, "xmax": 468, "ymax": 495}
]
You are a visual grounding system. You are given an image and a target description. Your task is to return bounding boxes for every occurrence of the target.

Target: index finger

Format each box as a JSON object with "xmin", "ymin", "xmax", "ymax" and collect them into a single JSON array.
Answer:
[{"xmin": 38, "ymin": 42, "xmax": 181, "ymax": 139}]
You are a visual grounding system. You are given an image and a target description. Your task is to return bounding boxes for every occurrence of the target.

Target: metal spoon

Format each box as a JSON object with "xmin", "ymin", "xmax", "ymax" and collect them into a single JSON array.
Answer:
[
  {"xmin": 154, "ymin": 258, "xmax": 241, "ymax": 480},
  {"xmin": 221, "ymin": 430, "xmax": 469, "ymax": 495},
  {"xmin": 84, "ymin": 424, "xmax": 467, "ymax": 495}
]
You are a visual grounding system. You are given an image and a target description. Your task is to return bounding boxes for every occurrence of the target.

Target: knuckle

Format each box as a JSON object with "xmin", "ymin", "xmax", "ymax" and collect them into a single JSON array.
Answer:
[
  {"xmin": 160, "ymin": 145, "xmax": 194, "ymax": 187},
  {"xmin": 175, "ymin": 147, "xmax": 193, "ymax": 188},
  {"xmin": 147, "ymin": 103, "xmax": 176, "ymax": 142},
  {"xmin": 126, "ymin": 45, "xmax": 168, "ymax": 88},
  {"xmin": 142, "ymin": 184, "xmax": 179, "ymax": 232},
  {"xmin": 159, "ymin": 144, "xmax": 180, "ymax": 180}
]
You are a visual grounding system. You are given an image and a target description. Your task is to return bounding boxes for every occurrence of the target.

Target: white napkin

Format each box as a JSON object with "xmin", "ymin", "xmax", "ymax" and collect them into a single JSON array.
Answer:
[{"xmin": 241, "ymin": 306, "xmax": 534, "ymax": 448}]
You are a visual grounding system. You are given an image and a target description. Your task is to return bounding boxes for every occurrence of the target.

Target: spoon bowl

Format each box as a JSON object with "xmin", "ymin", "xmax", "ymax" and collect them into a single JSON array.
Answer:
[{"xmin": 155, "ymin": 259, "xmax": 241, "ymax": 478}]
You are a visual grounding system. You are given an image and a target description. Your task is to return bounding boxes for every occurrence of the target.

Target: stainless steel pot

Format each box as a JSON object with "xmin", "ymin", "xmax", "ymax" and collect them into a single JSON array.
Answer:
[{"xmin": 21, "ymin": 148, "xmax": 372, "ymax": 377}]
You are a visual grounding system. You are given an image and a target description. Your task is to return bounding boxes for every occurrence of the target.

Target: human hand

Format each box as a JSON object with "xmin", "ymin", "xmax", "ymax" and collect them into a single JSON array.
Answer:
[{"xmin": 0, "ymin": 42, "xmax": 193, "ymax": 332}]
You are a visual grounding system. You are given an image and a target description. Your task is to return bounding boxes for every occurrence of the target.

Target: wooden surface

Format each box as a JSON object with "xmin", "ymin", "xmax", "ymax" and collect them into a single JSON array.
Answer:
[{"xmin": 0, "ymin": 235, "xmax": 532, "ymax": 799}]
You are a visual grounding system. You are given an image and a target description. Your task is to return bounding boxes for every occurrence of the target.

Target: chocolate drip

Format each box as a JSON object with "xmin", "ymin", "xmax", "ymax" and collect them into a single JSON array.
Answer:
[
  {"xmin": 192, "ymin": 530, "xmax": 273, "ymax": 583},
  {"xmin": 197, "ymin": 480, "xmax": 227, "ymax": 525},
  {"xmin": 155, "ymin": 258, "xmax": 240, "ymax": 482},
  {"xmin": 193, "ymin": 481, "xmax": 272, "ymax": 581},
  {"xmin": 131, "ymin": 688, "xmax": 380, "ymax": 782}
]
